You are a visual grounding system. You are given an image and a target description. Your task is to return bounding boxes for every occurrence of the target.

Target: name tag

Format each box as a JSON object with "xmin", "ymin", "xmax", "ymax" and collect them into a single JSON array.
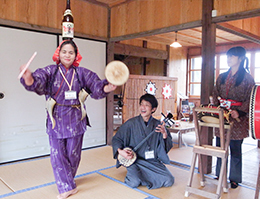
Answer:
[
  {"xmin": 65, "ymin": 91, "xmax": 77, "ymax": 100},
  {"xmin": 145, "ymin": 150, "xmax": 154, "ymax": 159}
]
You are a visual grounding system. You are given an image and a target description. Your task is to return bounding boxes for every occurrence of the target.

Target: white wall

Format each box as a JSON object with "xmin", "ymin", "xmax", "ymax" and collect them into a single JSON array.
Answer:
[
  {"xmin": 73, "ymin": 38, "xmax": 107, "ymax": 149},
  {"xmin": 0, "ymin": 27, "xmax": 106, "ymax": 163}
]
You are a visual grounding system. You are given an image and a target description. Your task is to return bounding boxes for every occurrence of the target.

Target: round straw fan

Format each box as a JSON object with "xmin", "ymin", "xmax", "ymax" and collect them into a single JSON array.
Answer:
[{"xmin": 105, "ymin": 61, "xmax": 129, "ymax": 86}]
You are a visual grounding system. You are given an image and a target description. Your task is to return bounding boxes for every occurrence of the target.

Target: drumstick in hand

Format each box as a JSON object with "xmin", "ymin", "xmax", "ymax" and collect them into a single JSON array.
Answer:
[
  {"xmin": 18, "ymin": 52, "xmax": 37, "ymax": 79},
  {"xmin": 218, "ymin": 96, "xmax": 240, "ymax": 122}
]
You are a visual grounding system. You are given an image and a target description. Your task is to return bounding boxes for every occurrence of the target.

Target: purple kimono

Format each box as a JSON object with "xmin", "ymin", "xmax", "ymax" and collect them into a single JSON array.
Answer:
[{"xmin": 21, "ymin": 64, "xmax": 108, "ymax": 194}]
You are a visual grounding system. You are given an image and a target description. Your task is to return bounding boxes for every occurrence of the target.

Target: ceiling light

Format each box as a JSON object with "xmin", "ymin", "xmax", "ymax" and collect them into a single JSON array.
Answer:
[{"xmin": 170, "ymin": 31, "xmax": 182, "ymax": 48}]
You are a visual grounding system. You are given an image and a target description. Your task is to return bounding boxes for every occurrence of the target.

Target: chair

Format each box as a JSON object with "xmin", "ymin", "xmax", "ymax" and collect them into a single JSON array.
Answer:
[
  {"xmin": 255, "ymin": 162, "xmax": 260, "ymax": 199},
  {"xmin": 185, "ymin": 107, "xmax": 231, "ymax": 199}
]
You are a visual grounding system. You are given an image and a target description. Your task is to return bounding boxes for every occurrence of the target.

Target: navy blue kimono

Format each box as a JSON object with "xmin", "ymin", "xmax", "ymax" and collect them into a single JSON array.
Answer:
[{"xmin": 112, "ymin": 115, "xmax": 174, "ymax": 189}]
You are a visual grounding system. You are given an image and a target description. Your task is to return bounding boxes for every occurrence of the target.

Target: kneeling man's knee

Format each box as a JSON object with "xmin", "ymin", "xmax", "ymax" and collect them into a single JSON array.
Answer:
[
  {"xmin": 125, "ymin": 176, "xmax": 140, "ymax": 188},
  {"xmin": 164, "ymin": 175, "xmax": 175, "ymax": 187}
]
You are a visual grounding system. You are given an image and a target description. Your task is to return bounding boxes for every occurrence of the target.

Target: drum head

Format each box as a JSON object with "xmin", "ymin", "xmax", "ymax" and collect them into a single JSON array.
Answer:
[
  {"xmin": 200, "ymin": 116, "xmax": 221, "ymax": 124},
  {"xmin": 249, "ymin": 85, "xmax": 260, "ymax": 140},
  {"xmin": 105, "ymin": 61, "xmax": 129, "ymax": 86},
  {"xmin": 198, "ymin": 105, "xmax": 229, "ymax": 125}
]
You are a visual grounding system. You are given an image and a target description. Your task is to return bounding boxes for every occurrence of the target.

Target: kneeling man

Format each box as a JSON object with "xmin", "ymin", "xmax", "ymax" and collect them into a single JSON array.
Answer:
[{"xmin": 112, "ymin": 94, "xmax": 174, "ymax": 189}]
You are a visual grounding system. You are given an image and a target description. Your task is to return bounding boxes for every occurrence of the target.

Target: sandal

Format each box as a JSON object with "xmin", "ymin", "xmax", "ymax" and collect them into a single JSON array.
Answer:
[{"xmin": 230, "ymin": 181, "xmax": 239, "ymax": 189}]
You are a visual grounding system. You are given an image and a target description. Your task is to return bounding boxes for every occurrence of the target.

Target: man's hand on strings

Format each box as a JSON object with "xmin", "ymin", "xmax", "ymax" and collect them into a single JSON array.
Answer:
[
  {"xmin": 118, "ymin": 148, "xmax": 134, "ymax": 159},
  {"xmin": 155, "ymin": 122, "xmax": 168, "ymax": 139}
]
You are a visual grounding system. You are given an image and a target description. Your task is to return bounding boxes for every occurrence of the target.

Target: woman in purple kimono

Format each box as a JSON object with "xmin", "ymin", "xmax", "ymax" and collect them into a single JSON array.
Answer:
[
  {"xmin": 212, "ymin": 46, "xmax": 255, "ymax": 189},
  {"xmin": 20, "ymin": 40, "xmax": 116, "ymax": 199},
  {"xmin": 112, "ymin": 94, "xmax": 174, "ymax": 189}
]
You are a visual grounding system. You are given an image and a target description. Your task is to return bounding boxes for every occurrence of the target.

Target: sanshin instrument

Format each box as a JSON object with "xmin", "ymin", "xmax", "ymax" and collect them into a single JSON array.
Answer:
[{"xmin": 118, "ymin": 113, "xmax": 173, "ymax": 167}]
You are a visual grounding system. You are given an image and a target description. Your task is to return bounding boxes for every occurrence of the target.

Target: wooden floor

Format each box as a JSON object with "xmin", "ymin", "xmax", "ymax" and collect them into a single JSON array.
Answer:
[{"xmin": 0, "ymin": 132, "xmax": 258, "ymax": 199}]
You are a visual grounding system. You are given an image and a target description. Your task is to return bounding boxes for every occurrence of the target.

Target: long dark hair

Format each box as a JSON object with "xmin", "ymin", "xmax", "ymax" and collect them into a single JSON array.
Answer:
[{"xmin": 220, "ymin": 46, "xmax": 249, "ymax": 86}]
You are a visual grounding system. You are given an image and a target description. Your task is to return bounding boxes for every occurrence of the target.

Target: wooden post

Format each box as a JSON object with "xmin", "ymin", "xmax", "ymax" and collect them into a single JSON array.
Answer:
[
  {"xmin": 106, "ymin": 8, "xmax": 114, "ymax": 145},
  {"xmin": 165, "ymin": 45, "xmax": 170, "ymax": 77},
  {"xmin": 255, "ymin": 161, "xmax": 260, "ymax": 199},
  {"xmin": 200, "ymin": 0, "xmax": 216, "ymax": 174},
  {"xmin": 143, "ymin": 41, "xmax": 147, "ymax": 75}
]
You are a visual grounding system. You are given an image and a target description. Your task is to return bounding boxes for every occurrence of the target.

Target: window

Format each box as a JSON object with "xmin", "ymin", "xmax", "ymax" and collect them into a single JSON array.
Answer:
[
  {"xmin": 189, "ymin": 57, "xmax": 202, "ymax": 96},
  {"xmin": 188, "ymin": 51, "xmax": 256, "ymax": 97},
  {"xmin": 219, "ymin": 55, "xmax": 229, "ymax": 74}
]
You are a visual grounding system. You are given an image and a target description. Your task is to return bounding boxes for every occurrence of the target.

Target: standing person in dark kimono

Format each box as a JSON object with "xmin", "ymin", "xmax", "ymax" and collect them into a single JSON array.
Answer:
[
  {"xmin": 112, "ymin": 93, "xmax": 174, "ymax": 189},
  {"xmin": 20, "ymin": 40, "xmax": 116, "ymax": 199},
  {"xmin": 212, "ymin": 46, "xmax": 255, "ymax": 189}
]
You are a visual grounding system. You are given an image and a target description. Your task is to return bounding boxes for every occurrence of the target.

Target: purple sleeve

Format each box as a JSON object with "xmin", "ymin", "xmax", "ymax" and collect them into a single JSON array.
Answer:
[
  {"xmin": 20, "ymin": 66, "xmax": 52, "ymax": 96},
  {"xmin": 79, "ymin": 67, "xmax": 109, "ymax": 99}
]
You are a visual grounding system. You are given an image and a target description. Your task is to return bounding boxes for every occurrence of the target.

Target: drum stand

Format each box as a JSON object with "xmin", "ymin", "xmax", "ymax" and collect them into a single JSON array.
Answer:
[
  {"xmin": 255, "ymin": 160, "xmax": 260, "ymax": 199},
  {"xmin": 185, "ymin": 107, "xmax": 231, "ymax": 199}
]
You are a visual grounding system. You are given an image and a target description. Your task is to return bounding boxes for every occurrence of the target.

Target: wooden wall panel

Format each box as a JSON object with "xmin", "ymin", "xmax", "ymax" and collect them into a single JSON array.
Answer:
[
  {"xmin": 120, "ymin": 39, "xmax": 143, "ymax": 47},
  {"xmin": 122, "ymin": 75, "xmax": 178, "ymax": 122},
  {"xmin": 146, "ymin": 59, "xmax": 165, "ymax": 76},
  {"xmin": 227, "ymin": 17, "xmax": 260, "ymax": 37},
  {"xmin": 73, "ymin": 0, "xmax": 108, "ymax": 37},
  {"xmin": 111, "ymin": 0, "xmax": 202, "ymax": 37},
  {"xmin": 214, "ymin": 0, "xmax": 260, "ymax": 16},
  {"xmin": 0, "ymin": 0, "xmax": 108, "ymax": 38},
  {"xmin": 147, "ymin": 42, "xmax": 166, "ymax": 51},
  {"xmin": 124, "ymin": 57, "xmax": 143, "ymax": 75},
  {"xmin": 169, "ymin": 47, "xmax": 188, "ymax": 97}
]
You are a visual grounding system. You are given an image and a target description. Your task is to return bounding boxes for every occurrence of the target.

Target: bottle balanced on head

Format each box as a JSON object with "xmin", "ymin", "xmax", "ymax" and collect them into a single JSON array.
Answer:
[{"xmin": 62, "ymin": 0, "xmax": 74, "ymax": 40}]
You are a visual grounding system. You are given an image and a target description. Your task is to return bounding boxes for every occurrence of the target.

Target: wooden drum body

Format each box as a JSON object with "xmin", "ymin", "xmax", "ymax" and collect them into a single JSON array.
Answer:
[
  {"xmin": 250, "ymin": 85, "xmax": 260, "ymax": 140},
  {"xmin": 198, "ymin": 105, "xmax": 230, "ymax": 125}
]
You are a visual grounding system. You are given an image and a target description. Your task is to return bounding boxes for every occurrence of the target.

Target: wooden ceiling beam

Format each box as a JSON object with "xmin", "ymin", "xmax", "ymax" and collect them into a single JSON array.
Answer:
[
  {"xmin": 114, "ymin": 43, "xmax": 168, "ymax": 59},
  {"xmin": 212, "ymin": 8, "xmax": 260, "ymax": 24},
  {"xmin": 217, "ymin": 22, "xmax": 260, "ymax": 45},
  {"xmin": 155, "ymin": 34, "xmax": 200, "ymax": 46},
  {"xmin": 178, "ymin": 31, "xmax": 201, "ymax": 42}
]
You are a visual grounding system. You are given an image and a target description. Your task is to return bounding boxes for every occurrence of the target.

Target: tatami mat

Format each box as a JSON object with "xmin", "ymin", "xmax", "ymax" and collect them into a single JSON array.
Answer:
[
  {"xmin": 0, "ymin": 146, "xmax": 116, "ymax": 194},
  {"xmin": 0, "ymin": 144, "xmax": 258, "ymax": 199},
  {"xmin": 2, "ymin": 173, "xmax": 150, "ymax": 199},
  {"xmin": 168, "ymin": 146, "xmax": 194, "ymax": 166},
  {"xmin": 0, "ymin": 180, "xmax": 12, "ymax": 196},
  {"xmin": 0, "ymin": 157, "xmax": 54, "ymax": 192},
  {"xmin": 100, "ymin": 161, "xmax": 255, "ymax": 199},
  {"xmin": 76, "ymin": 146, "xmax": 116, "ymax": 175},
  {"xmin": 139, "ymin": 165, "xmax": 255, "ymax": 199}
]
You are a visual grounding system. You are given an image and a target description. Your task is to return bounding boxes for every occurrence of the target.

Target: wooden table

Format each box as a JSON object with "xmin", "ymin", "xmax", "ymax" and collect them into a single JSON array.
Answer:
[{"xmin": 168, "ymin": 121, "xmax": 195, "ymax": 148}]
